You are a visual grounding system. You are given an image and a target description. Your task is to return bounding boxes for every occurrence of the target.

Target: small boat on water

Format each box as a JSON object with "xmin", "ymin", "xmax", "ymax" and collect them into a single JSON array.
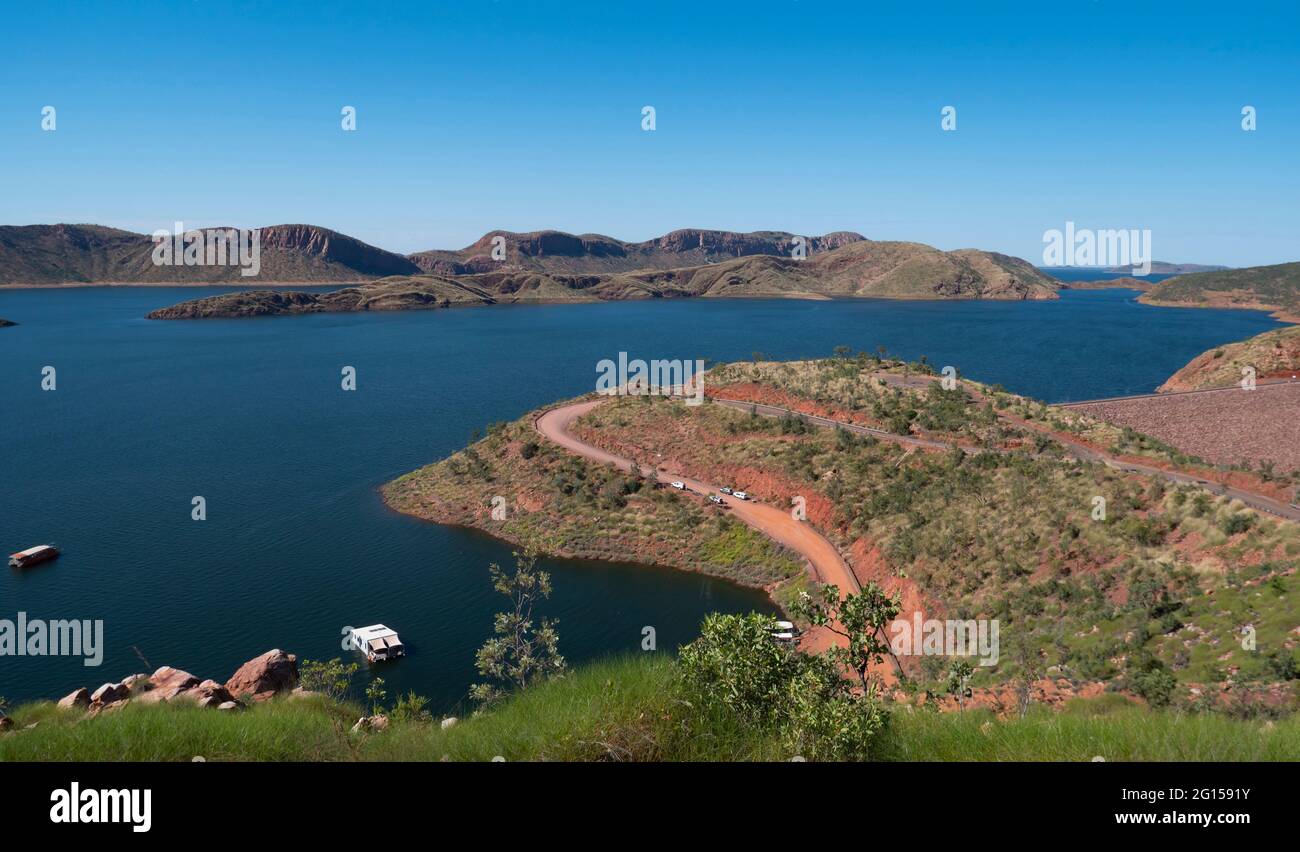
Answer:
[
  {"xmin": 9, "ymin": 544, "xmax": 60, "ymax": 569},
  {"xmin": 347, "ymin": 624, "xmax": 405, "ymax": 662}
]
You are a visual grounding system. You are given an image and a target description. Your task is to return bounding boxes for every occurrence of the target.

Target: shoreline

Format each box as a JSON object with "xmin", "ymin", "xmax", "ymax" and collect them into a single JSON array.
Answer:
[
  {"xmin": 1137, "ymin": 294, "xmax": 1300, "ymax": 324},
  {"xmin": 0, "ymin": 281, "xmax": 363, "ymax": 290},
  {"xmin": 378, "ymin": 396, "xmax": 809, "ymax": 615},
  {"xmin": 6, "ymin": 279, "xmax": 1288, "ymax": 325}
]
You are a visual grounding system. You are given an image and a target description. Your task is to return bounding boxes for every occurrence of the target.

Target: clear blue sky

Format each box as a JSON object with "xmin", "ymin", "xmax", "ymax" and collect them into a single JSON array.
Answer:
[{"xmin": 3, "ymin": 0, "xmax": 1297, "ymax": 266}]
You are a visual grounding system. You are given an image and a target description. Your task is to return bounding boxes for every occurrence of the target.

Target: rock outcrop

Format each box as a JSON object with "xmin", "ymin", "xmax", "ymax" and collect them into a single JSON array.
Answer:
[
  {"xmin": 90, "ymin": 682, "xmax": 130, "ymax": 705},
  {"xmin": 136, "ymin": 666, "xmax": 200, "ymax": 703},
  {"xmin": 42, "ymin": 650, "xmax": 298, "ymax": 718},
  {"xmin": 1159, "ymin": 324, "xmax": 1300, "ymax": 392},
  {"xmin": 225, "ymin": 649, "xmax": 299, "ymax": 701},
  {"xmin": 351, "ymin": 714, "xmax": 389, "ymax": 734}
]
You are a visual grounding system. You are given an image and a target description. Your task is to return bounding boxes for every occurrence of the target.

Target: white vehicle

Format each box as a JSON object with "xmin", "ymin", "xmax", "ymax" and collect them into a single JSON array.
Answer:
[
  {"xmin": 708, "ymin": 494, "xmax": 724, "ymax": 504},
  {"xmin": 347, "ymin": 624, "xmax": 406, "ymax": 662},
  {"xmin": 733, "ymin": 491, "xmax": 749, "ymax": 501},
  {"xmin": 769, "ymin": 619, "xmax": 799, "ymax": 643},
  {"xmin": 670, "ymin": 481, "xmax": 686, "ymax": 490},
  {"xmin": 719, "ymin": 486, "xmax": 733, "ymax": 495}
]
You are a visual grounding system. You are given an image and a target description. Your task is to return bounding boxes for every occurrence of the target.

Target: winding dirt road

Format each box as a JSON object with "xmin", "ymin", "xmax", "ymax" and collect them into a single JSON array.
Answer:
[
  {"xmin": 714, "ymin": 381, "xmax": 1300, "ymax": 523},
  {"xmin": 535, "ymin": 399, "xmax": 860, "ymax": 598}
]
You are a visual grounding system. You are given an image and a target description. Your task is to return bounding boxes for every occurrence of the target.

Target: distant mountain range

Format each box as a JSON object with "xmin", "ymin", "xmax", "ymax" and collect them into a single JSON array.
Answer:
[
  {"xmin": 0, "ymin": 224, "xmax": 421, "ymax": 285},
  {"xmin": 142, "ymin": 233, "xmax": 1061, "ymax": 318},
  {"xmin": 0, "ymin": 222, "xmax": 1065, "ymax": 317},
  {"xmin": 1106, "ymin": 262, "xmax": 1230, "ymax": 275},
  {"xmin": 147, "ymin": 239, "xmax": 1061, "ymax": 318},
  {"xmin": 408, "ymin": 228, "xmax": 867, "ymax": 275},
  {"xmin": 12, "ymin": 221, "xmax": 1296, "ymax": 325}
]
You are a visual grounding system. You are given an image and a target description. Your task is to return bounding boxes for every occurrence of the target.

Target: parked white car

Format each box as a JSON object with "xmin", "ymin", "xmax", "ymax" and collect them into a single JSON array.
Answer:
[
  {"xmin": 708, "ymin": 494, "xmax": 724, "ymax": 504},
  {"xmin": 719, "ymin": 486, "xmax": 733, "ymax": 495},
  {"xmin": 769, "ymin": 620, "xmax": 799, "ymax": 643},
  {"xmin": 670, "ymin": 481, "xmax": 686, "ymax": 490},
  {"xmin": 733, "ymin": 491, "xmax": 749, "ymax": 501}
]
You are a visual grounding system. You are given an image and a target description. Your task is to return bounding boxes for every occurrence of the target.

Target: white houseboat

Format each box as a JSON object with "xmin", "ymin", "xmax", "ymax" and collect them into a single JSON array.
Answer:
[{"xmin": 347, "ymin": 624, "xmax": 406, "ymax": 662}]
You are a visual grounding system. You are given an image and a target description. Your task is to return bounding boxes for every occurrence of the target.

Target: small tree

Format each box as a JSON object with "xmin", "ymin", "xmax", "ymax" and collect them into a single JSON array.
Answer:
[
  {"xmin": 790, "ymin": 582, "xmax": 903, "ymax": 694},
  {"xmin": 298, "ymin": 658, "xmax": 359, "ymax": 702},
  {"xmin": 1009, "ymin": 629, "xmax": 1043, "ymax": 719},
  {"xmin": 945, "ymin": 659, "xmax": 973, "ymax": 711},
  {"xmin": 390, "ymin": 691, "xmax": 432, "ymax": 724},
  {"xmin": 365, "ymin": 677, "xmax": 387, "ymax": 715},
  {"xmin": 471, "ymin": 547, "xmax": 565, "ymax": 705},
  {"xmin": 678, "ymin": 612, "xmax": 887, "ymax": 760}
]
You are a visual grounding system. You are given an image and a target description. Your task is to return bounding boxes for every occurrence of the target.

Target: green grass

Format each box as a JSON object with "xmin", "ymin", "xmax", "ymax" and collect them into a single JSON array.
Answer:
[
  {"xmin": 878, "ymin": 704, "xmax": 1297, "ymax": 761},
  {"xmin": 3, "ymin": 656, "xmax": 1295, "ymax": 762},
  {"xmin": 0, "ymin": 695, "xmax": 359, "ymax": 762}
]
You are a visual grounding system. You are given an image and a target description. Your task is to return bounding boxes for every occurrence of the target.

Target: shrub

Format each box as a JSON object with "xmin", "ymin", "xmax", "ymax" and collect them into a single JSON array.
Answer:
[
  {"xmin": 298, "ymin": 658, "xmax": 359, "ymax": 702},
  {"xmin": 1265, "ymin": 652, "xmax": 1298, "ymax": 681},
  {"xmin": 1220, "ymin": 513, "xmax": 1255, "ymax": 536},
  {"xmin": 678, "ymin": 612, "xmax": 888, "ymax": 760},
  {"xmin": 1125, "ymin": 654, "xmax": 1178, "ymax": 708}
]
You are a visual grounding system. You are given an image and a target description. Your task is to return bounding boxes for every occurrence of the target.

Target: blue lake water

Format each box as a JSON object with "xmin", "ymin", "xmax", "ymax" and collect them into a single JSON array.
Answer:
[{"xmin": 0, "ymin": 286, "xmax": 1284, "ymax": 708}]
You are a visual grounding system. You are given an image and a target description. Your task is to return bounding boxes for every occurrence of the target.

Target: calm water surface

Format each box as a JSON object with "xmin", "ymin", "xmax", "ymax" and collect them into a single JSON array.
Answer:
[{"xmin": 0, "ymin": 286, "xmax": 1283, "ymax": 707}]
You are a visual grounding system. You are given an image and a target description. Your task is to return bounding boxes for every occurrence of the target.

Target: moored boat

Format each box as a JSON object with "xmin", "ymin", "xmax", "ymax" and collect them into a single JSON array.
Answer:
[
  {"xmin": 346, "ymin": 624, "xmax": 405, "ymax": 662},
  {"xmin": 9, "ymin": 544, "xmax": 60, "ymax": 569}
]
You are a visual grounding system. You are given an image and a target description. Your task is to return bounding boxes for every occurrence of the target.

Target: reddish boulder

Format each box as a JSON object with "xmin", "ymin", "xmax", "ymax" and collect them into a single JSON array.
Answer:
[
  {"xmin": 90, "ymin": 682, "xmax": 130, "ymax": 705},
  {"xmin": 122, "ymin": 673, "xmax": 151, "ymax": 693},
  {"xmin": 225, "ymin": 649, "xmax": 298, "ymax": 699},
  {"xmin": 57, "ymin": 688, "xmax": 91, "ymax": 710},
  {"xmin": 350, "ymin": 714, "xmax": 389, "ymax": 734},
  {"xmin": 135, "ymin": 666, "xmax": 201, "ymax": 703},
  {"xmin": 87, "ymin": 699, "xmax": 128, "ymax": 718},
  {"xmin": 174, "ymin": 679, "xmax": 236, "ymax": 708}
]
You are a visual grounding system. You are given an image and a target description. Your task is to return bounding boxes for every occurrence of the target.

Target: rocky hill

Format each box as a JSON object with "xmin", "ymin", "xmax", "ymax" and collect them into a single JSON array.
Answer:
[
  {"xmin": 4, "ymin": 222, "xmax": 1060, "ymax": 310},
  {"xmin": 0, "ymin": 223, "xmax": 421, "ymax": 285},
  {"xmin": 408, "ymin": 228, "xmax": 868, "ymax": 275},
  {"xmin": 149, "ymin": 238, "xmax": 1059, "ymax": 319},
  {"xmin": 1140, "ymin": 261, "xmax": 1300, "ymax": 320},
  {"xmin": 146, "ymin": 277, "xmax": 498, "ymax": 319},
  {"xmin": 1159, "ymin": 324, "xmax": 1300, "ymax": 392}
]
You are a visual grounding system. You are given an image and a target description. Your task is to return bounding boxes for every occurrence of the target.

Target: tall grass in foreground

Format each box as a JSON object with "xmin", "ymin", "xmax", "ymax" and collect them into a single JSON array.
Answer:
[
  {"xmin": 877, "ymin": 703, "xmax": 1297, "ymax": 762},
  {"xmin": 0, "ymin": 696, "xmax": 360, "ymax": 762},
  {"xmin": 2, "ymin": 656, "xmax": 1296, "ymax": 761}
]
